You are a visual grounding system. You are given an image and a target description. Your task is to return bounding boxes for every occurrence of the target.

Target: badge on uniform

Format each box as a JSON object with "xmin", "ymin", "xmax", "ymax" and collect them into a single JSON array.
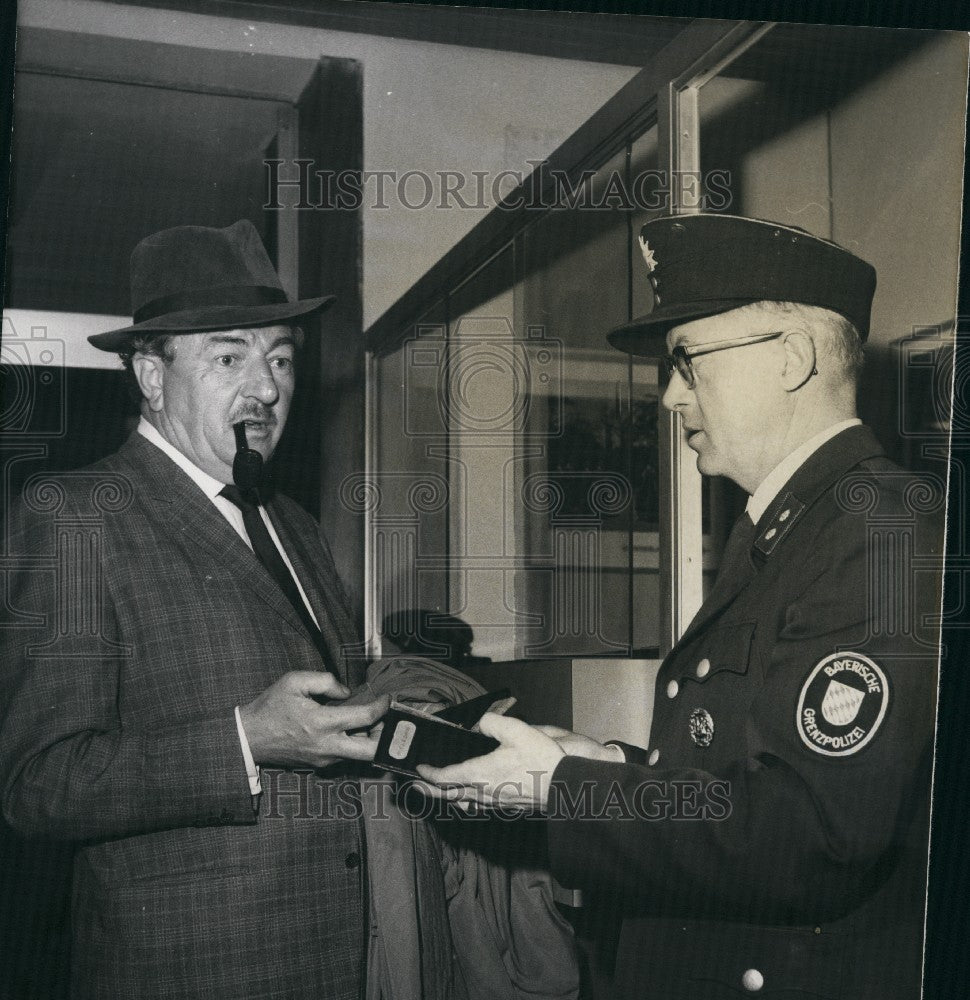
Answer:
[
  {"xmin": 796, "ymin": 652, "xmax": 889, "ymax": 757},
  {"xmin": 689, "ymin": 708, "xmax": 714, "ymax": 747}
]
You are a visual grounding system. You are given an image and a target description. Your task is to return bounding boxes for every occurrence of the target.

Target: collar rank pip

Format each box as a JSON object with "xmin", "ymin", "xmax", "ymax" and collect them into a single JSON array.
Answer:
[{"xmin": 754, "ymin": 491, "xmax": 807, "ymax": 557}]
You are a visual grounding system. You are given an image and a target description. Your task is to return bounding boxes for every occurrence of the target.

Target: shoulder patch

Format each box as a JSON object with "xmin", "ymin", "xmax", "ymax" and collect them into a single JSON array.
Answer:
[{"xmin": 796, "ymin": 652, "xmax": 889, "ymax": 757}]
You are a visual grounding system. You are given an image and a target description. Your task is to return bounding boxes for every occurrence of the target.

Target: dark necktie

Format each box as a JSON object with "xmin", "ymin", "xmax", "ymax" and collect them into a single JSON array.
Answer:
[{"xmin": 219, "ymin": 484, "xmax": 335, "ymax": 670}]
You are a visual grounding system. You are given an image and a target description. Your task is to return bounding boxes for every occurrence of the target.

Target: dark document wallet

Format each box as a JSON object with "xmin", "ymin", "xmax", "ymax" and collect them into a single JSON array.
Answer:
[{"xmin": 373, "ymin": 689, "xmax": 515, "ymax": 777}]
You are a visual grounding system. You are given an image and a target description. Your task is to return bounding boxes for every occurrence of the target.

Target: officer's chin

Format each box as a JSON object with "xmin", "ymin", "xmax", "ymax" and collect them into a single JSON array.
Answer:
[{"xmin": 694, "ymin": 450, "xmax": 719, "ymax": 478}]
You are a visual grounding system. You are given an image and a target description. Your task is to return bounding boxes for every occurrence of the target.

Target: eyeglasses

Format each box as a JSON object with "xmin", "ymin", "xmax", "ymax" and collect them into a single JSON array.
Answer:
[{"xmin": 663, "ymin": 331, "xmax": 784, "ymax": 389}]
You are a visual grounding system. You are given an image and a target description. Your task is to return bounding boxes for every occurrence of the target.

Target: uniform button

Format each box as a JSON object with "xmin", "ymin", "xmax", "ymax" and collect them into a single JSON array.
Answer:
[
  {"xmin": 742, "ymin": 968, "xmax": 764, "ymax": 992},
  {"xmin": 764, "ymin": 527, "xmax": 777, "ymax": 540},
  {"xmin": 345, "ymin": 852, "xmax": 361, "ymax": 870},
  {"xmin": 695, "ymin": 658, "xmax": 711, "ymax": 678},
  {"xmin": 666, "ymin": 680, "xmax": 679, "ymax": 699},
  {"xmin": 779, "ymin": 508, "xmax": 791, "ymax": 522},
  {"xmin": 648, "ymin": 749, "xmax": 660, "ymax": 766}
]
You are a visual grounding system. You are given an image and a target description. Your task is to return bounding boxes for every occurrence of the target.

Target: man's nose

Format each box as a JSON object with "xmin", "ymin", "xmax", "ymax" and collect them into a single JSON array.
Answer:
[
  {"xmin": 661, "ymin": 368, "xmax": 691, "ymax": 412},
  {"xmin": 242, "ymin": 360, "xmax": 280, "ymax": 404}
]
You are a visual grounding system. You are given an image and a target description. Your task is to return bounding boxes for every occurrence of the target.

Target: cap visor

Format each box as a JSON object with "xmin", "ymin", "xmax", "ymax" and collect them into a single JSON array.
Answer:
[{"xmin": 606, "ymin": 299, "xmax": 752, "ymax": 356}]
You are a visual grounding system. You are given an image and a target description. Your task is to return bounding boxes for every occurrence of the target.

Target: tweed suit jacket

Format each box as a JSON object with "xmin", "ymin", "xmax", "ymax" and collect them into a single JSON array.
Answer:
[
  {"xmin": 0, "ymin": 431, "xmax": 376, "ymax": 999},
  {"xmin": 548, "ymin": 426, "xmax": 943, "ymax": 1000}
]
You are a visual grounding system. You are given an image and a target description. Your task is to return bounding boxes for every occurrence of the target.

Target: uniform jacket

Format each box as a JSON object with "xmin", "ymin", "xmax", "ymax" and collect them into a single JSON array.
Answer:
[
  {"xmin": 548, "ymin": 425, "xmax": 943, "ymax": 1000},
  {"xmin": 0, "ymin": 432, "xmax": 382, "ymax": 998}
]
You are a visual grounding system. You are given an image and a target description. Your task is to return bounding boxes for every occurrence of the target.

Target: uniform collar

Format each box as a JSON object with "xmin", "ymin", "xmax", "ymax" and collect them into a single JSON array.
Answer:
[
  {"xmin": 750, "ymin": 423, "xmax": 885, "ymax": 559},
  {"xmin": 746, "ymin": 418, "xmax": 862, "ymax": 524}
]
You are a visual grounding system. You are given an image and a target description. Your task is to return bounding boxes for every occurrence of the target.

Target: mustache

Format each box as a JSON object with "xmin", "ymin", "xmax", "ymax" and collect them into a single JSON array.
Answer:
[{"xmin": 231, "ymin": 408, "xmax": 277, "ymax": 426}]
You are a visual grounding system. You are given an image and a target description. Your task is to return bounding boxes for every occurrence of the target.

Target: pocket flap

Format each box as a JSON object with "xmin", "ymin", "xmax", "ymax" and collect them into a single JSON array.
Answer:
[{"xmin": 680, "ymin": 620, "xmax": 756, "ymax": 686}]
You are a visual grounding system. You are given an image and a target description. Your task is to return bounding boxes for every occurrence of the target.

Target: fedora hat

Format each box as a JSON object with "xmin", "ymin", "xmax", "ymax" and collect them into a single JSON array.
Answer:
[
  {"xmin": 88, "ymin": 219, "xmax": 335, "ymax": 352},
  {"xmin": 607, "ymin": 214, "xmax": 876, "ymax": 357}
]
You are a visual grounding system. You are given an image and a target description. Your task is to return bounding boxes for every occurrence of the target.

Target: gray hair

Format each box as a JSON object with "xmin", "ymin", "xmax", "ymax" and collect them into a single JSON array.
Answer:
[
  {"xmin": 740, "ymin": 301, "xmax": 865, "ymax": 383},
  {"xmin": 118, "ymin": 333, "xmax": 177, "ymax": 401}
]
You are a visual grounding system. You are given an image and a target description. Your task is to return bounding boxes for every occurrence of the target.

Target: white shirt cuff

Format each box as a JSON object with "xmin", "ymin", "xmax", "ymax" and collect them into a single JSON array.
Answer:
[{"xmin": 234, "ymin": 705, "xmax": 262, "ymax": 796}]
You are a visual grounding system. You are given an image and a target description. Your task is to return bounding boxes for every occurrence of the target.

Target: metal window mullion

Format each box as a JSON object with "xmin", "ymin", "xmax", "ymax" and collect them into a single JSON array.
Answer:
[{"xmin": 363, "ymin": 349, "xmax": 380, "ymax": 658}]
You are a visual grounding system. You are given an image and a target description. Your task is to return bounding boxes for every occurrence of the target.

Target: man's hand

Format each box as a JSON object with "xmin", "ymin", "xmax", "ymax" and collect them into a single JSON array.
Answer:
[
  {"xmin": 415, "ymin": 712, "xmax": 565, "ymax": 812},
  {"xmin": 534, "ymin": 725, "xmax": 624, "ymax": 762},
  {"xmin": 239, "ymin": 671, "xmax": 390, "ymax": 768}
]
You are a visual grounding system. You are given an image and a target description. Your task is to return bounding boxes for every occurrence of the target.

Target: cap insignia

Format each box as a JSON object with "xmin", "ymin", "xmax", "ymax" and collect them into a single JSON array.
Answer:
[{"xmin": 638, "ymin": 235, "xmax": 658, "ymax": 274}]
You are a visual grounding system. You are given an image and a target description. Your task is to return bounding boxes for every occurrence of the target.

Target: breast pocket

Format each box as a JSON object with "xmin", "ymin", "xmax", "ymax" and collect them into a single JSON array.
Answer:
[
  {"xmin": 659, "ymin": 621, "xmax": 757, "ymax": 767},
  {"xmin": 678, "ymin": 621, "xmax": 757, "ymax": 689}
]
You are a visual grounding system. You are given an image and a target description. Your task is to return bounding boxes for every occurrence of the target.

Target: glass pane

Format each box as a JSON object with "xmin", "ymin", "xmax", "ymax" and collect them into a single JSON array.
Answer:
[
  {"xmin": 627, "ymin": 125, "xmax": 673, "ymax": 650},
  {"xmin": 372, "ymin": 121, "xmax": 703, "ymax": 665},
  {"xmin": 516, "ymin": 146, "xmax": 648, "ymax": 658},
  {"xmin": 372, "ymin": 300, "xmax": 455, "ymax": 661},
  {"xmin": 446, "ymin": 246, "xmax": 519, "ymax": 663},
  {"xmin": 630, "ymin": 125, "xmax": 664, "ymax": 323}
]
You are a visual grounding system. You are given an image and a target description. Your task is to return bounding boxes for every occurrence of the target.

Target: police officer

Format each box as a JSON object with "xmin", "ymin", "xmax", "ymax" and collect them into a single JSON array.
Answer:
[{"xmin": 418, "ymin": 214, "xmax": 943, "ymax": 1000}]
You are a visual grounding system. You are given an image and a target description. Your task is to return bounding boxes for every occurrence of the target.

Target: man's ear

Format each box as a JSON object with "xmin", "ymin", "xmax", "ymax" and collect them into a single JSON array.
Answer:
[
  {"xmin": 780, "ymin": 331, "xmax": 817, "ymax": 391},
  {"xmin": 131, "ymin": 354, "xmax": 166, "ymax": 411}
]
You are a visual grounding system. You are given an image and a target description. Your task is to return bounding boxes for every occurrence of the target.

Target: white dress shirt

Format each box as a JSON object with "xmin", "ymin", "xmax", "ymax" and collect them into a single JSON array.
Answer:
[{"xmin": 137, "ymin": 417, "xmax": 321, "ymax": 796}]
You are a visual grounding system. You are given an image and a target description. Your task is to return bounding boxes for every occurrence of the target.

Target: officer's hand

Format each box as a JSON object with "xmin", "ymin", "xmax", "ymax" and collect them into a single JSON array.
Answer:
[
  {"xmin": 414, "ymin": 713, "xmax": 565, "ymax": 812},
  {"xmin": 534, "ymin": 725, "xmax": 624, "ymax": 762},
  {"xmin": 239, "ymin": 671, "xmax": 390, "ymax": 768}
]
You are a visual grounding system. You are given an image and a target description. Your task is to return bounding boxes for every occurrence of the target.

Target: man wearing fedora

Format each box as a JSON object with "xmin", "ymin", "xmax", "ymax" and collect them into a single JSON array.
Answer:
[
  {"xmin": 418, "ymin": 214, "xmax": 943, "ymax": 999},
  {"xmin": 0, "ymin": 220, "xmax": 454, "ymax": 998}
]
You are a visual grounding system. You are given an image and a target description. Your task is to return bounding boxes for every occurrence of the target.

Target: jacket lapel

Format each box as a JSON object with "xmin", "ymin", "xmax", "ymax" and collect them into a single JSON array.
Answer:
[
  {"xmin": 116, "ymin": 433, "xmax": 310, "ymax": 639},
  {"xmin": 266, "ymin": 504, "xmax": 366, "ymax": 686},
  {"xmin": 673, "ymin": 515, "xmax": 758, "ymax": 648}
]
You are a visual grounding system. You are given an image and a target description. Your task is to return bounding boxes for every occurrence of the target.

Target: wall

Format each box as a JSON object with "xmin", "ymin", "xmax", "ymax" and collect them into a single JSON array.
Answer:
[
  {"xmin": 830, "ymin": 33, "xmax": 967, "ymax": 347},
  {"xmin": 17, "ymin": 0, "xmax": 639, "ymax": 329},
  {"xmin": 698, "ymin": 31, "xmax": 967, "ymax": 467},
  {"xmin": 700, "ymin": 32, "xmax": 967, "ymax": 351}
]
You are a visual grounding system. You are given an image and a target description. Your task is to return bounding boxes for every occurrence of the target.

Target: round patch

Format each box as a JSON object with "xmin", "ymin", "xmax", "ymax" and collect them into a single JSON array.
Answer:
[{"xmin": 796, "ymin": 652, "xmax": 889, "ymax": 757}]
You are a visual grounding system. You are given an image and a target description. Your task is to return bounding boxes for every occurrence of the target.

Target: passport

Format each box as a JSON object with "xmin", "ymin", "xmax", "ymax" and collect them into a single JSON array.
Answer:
[{"xmin": 373, "ymin": 689, "xmax": 515, "ymax": 777}]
